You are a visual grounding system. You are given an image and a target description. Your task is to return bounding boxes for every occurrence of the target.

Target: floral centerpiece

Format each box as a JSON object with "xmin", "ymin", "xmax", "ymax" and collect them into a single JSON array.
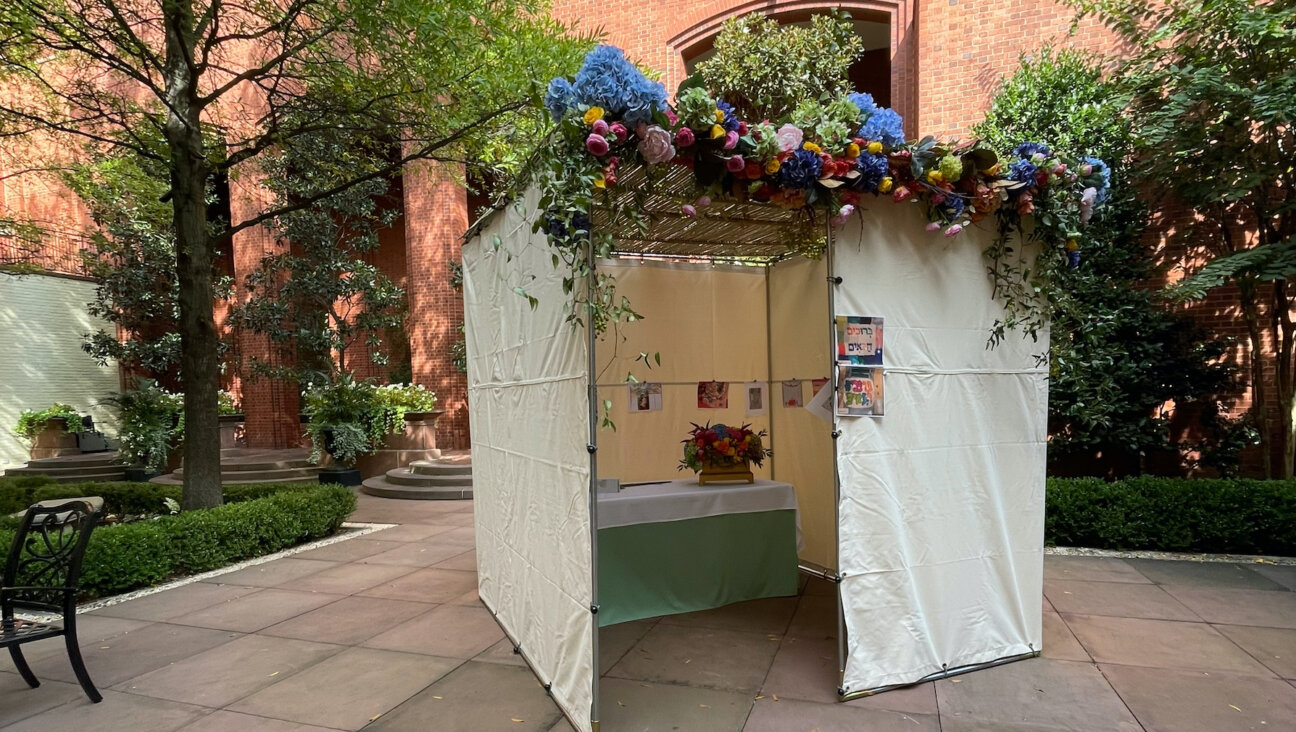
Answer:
[{"xmin": 679, "ymin": 422, "xmax": 771, "ymax": 485}]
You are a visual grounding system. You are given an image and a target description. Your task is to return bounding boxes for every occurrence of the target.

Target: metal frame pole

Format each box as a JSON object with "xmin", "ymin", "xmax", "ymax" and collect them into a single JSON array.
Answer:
[
  {"xmin": 585, "ymin": 241, "xmax": 602, "ymax": 732},
  {"xmin": 824, "ymin": 219, "xmax": 848, "ymax": 696}
]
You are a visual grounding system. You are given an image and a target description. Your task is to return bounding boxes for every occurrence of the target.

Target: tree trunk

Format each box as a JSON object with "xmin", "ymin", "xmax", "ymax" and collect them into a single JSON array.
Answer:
[
  {"xmin": 1239, "ymin": 281, "xmax": 1272, "ymax": 478},
  {"xmin": 164, "ymin": 5, "xmax": 223, "ymax": 509},
  {"xmin": 1276, "ymin": 280, "xmax": 1296, "ymax": 479}
]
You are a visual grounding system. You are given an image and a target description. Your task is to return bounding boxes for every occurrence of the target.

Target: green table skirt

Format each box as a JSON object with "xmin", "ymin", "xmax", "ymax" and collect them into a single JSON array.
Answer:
[{"xmin": 597, "ymin": 510, "xmax": 799, "ymax": 627}]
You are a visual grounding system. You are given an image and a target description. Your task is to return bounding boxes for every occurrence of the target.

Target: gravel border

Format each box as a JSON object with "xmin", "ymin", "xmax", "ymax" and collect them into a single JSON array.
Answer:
[{"xmin": 1046, "ymin": 544, "xmax": 1296, "ymax": 566}]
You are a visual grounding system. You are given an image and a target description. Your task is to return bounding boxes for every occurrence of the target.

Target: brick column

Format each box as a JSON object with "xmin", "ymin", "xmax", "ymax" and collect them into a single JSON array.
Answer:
[{"xmin": 403, "ymin": 162, "xmax": 470, "ymax": 449}]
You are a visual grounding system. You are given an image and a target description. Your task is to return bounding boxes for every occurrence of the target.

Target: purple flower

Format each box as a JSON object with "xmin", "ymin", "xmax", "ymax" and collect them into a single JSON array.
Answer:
[
  {"xmin": 777, "ymin": 149, "xmax": 823, "ymax": 189},
  {"xmin": 1067, "ymin": 250, "xmax": 1082, "ymax": 269},
  {"xmin": 586, "ymin": 134, "xmax": 609, "ymax": 156},
  {"xmin": 681, "ymin": 204, "xmax": 697, "ymax": 218},
  {"xmin": 1013, "ymin": 142, "xmax": 1052, "ymax": 160},
  {"xmin": 723, "ymin": 130, "xmax": 739, "ymax": 150},
  {"xmin": 855, "ymin": 152, "xmax": 890, "ymax": 192},
  {"xmin": 717, "ymin": 101, "xmax": 739, "ymax": 133},
  {"xmin": 1009, "ymin": 160, "xmax": 1039, "ymax": 187},
  {"xmin": 726, "ymin": 155, "xmax": 745, "ymax": 173}
]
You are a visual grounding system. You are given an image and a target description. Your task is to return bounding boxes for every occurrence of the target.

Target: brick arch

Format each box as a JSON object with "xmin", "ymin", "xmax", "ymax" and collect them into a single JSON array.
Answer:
[{"xmin": 664, "ymin": 0, "xmax": 916, "ymax": 134}]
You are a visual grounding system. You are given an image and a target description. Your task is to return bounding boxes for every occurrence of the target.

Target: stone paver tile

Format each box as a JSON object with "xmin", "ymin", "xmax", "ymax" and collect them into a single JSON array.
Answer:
[
  {"xmin": 30, "ymin": 623, "xmax": 238, "ymax": 687},
  {"xmin": 363, "ymin": 604, "xmax": 503, "ymax": 659},
  {"xmin": 1064, "ymin": 613, "xmax": 1275, "ymax": 675},
  {"xmin": 1165, "ymin": 586, "xmax": 1296, "ymax": 629},
  {"xmin": 359, "ymin": 567, "xmax": 479, "ymax": 603},
  {"xmin": 427, "ymin": 525, "xmax": 477, "ymax": 544},
  {"xmin": 0, "ymin": 675, "xmax": 86, "ymax": 727},
  {"xmin": 1, "ymin": 689, "xmax": 209, "ymax": 732},
  {"xmin": 366, "ymin": 661, "xmax": 562, "ymax": 732},
  {"xmin": 847, "ymin": 682, "xmax": 940, "ymax": 717},
  {"xmin": 91, "ymin": 583, "xmax": 261, "ymax": 622},
  {"xmin": 115, "ymin": 634, "xmax": 342, "ymax": 707},
  {"xmin": 1103, "ymin": 663, "xmax": 1296, "ymax": 732},
  {"xmin": 1044, "ymin": 579, "xmax": 1200, "ymax": 621},
  {"xmin": 1044, "ymin": 555, "xmax": 1150, "ymax": 584},
  {"xmin": 1215, "ymin": 624, "xmax": 1296, "ymax": 679},
  {"xmin": 424, "ymin": 511, "xmax": 476, "ymax": 528},
  {"xmin": 1041, "ymin": 611, "xmax": 1090, "ymax": 662},
  {"xmin": 598, "ymin": 620, "xmax": 654, "ymax": 675},
  {"xmin": 606, "ymin": 623, "xmax": 780, "ymax": 693},
  {"xmin": 261, "ymin": 595, "xmax": 433, "ymax": 645},
  {"xmin": 6, "ymin": 615, "xmax": 153, "ymax": 666},
  {"xmin": 599, "ymin": 677, "xmax": 751, "ymax": 732},
  {"xmin": 448, "ymin": 587, "xmax": 481, "ymax": 606},
  {"xmin": 935, "ymin": 658, "xmax": 1141, "ymax": 732},
  {"xmin": 367, "ymin": 524, "xmax": 458, "ymax": 543},
  {"xmin": 203, "ymin": 558, "xmax": 340, "ymax": 589},
  {"xmin": 658, "ymin": 596, "xmax": 799, "ymax": 636},
  {"xmin": 359, "ymin": 541, "xmax": 472, "ymax": 568},
  {"xmin": 744, "ymin": 696, "xmax": 939, "ymax": 732},
  {"xmin": 1129, "ymin": 559, "xmax": 1285, "ymax": 590},
  {"xmin": 291, "ymin": 539, "xmax": 404, "ymax": 563},
  {"xmin": 547, "ymin": 718, "xmax": 576, "ymax": 732},
  {"xmin": 432, "ymin": 549, "xmax": 478, "ymax": 572},
  {"xmin": 474, "ymin": 638, "xmax": 527, "ymax": 667},
  {"xmin": 1043, "ymin": 594, "xmax": 1055, "ymax": 613},
  {"xmin": 1250, "ymin": 564, "xmax": 1296, "ymax": 591},
  {"xmin": 760, "ymin": 634, "xmax": 838, "ymax": 703},
  {"xmin": 231, "ymin": 647, "xmax": 460, "ymax": 730},
  {"xmin": 181, "ymin": 710, "xmax": 343, "ymax": 732},
  {"xmin": 169, "ymin": 588, "xmax": 344, "ymax": 632},
  {"xmin": 279, "ymin": 562, "xmax": 417, "ymax": 595},
  {"xmin": 785, "ymin": 593, "xmax": 838, "ymax": 640}
]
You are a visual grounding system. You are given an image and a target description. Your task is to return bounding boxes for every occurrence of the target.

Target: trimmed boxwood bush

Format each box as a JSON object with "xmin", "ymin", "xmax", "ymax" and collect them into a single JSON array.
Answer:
[
  {"xmin": 1047, "ymin": 477, "xmax": 1296, "ymax": 555},
  {"xmin": 0, "ymin": 483, "xmax": 355, "ymax": 598}
]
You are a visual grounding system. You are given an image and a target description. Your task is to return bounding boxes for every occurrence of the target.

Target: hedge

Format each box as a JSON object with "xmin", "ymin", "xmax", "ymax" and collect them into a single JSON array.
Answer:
[
  {"xmin": 0, "ymin": 483, "xmax": 355, "ymax": 598},
  {"xmin": 1046, "ymin": 476, "xmax": 1296, "ymax": 555}
]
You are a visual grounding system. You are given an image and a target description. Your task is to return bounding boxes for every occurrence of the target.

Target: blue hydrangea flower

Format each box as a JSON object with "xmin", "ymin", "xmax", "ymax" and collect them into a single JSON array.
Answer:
[
  {"xmin": 545, "ymin": 78, "xmax": 576, "ymax": 122},
  {"xmin": 942, "ymin": 194, "xmax": 966, "ymax": 219},
  {"xmin": 624, "ymin": 75, "xmax": 668, "ymax": 127},
  {"xmin": 778, "ymin": 149, "xmax": 823, "ymax": 190},
  {"xmin": 1067, "ymin": 250, "xmax": 1082, "ymax": 269},
  {"xmin": 856, "ymin": 152, "xmax": 890, "ymax": 192},
  {"xmin": 859, "ymin": 108, "xmax": 905, "ymax": 148},
  {"xmin": 1082, "ymin": 156, "xmax": 1111, "ymax": 204},
  {"xmin": 1009, "ymin": 159, "xmax": 1039, "ymax": 186},
  {"xmin": 717, "ymin": 101, "xmax": 739, "ymax": 133},
  {"xmin": 572, "ymin": 45, "xmax": 667, "ymax": 125},
  {"xmin": 1013, "ymin": 142, "xmax": 1052, "ymax": 159},
  {"xmin": 847, "ymin": 92, "xmax": 878, "ymax": 124}
]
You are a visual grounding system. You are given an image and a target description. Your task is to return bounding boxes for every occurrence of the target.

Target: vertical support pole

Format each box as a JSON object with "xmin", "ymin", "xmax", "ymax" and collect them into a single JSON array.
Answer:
[
  {"xmin": 765, "ymin": 265, "xmax": 776, "ymax": 481},
  {"xmin": 825, "ymin": 220, "xmax": 847, "ymax": 695},
  {"xmin": 585, "ymin": 240, "xmax": 601, "ymax": 731}
]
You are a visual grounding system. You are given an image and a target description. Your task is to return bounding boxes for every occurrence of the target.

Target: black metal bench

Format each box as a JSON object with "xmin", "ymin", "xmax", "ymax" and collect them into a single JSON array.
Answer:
[{"xmin": 1, "ymin": 498, "xmax": 104, "ymax": 703}]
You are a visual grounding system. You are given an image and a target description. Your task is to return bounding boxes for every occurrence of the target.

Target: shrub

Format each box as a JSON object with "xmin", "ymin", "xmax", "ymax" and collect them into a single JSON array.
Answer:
[
  {"xmin": 102, "ymin": 379, "xmax": 184, "ymax": 471},
  {"xmin": 14, "ymin": 403, "xmax": 86, "ymax": 442},
  {"xmin": 303, "ymin": 376, "xmax": 437, "ymax": 465},
  {"xmin": 0, "ymin": 474, "xmax": 58, "ymax": 516},
  {"xmin": 0, "ymin": 483, "xmax": 355, "ymax": 598},
  {"xmin": 1047, "ymin": 477, "xmax": 1296, "ymax": 555}
]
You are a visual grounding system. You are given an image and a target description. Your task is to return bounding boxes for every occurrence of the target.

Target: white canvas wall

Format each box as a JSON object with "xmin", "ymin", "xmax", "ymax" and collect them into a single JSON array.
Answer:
[
  {"xmin": 0, "ymin": 274, "xmax": 120, "ymax": 469},
  {"xmin": 832, "ymin": 202, "xmax": 1047, "ymax": 694},
  {"xmin": 463, "ymin": 193, "xmax": 594, "ymax": 732}
]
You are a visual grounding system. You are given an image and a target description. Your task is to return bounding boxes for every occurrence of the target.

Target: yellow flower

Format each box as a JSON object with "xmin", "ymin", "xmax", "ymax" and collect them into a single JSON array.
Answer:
[
  {"xmin": 764, "ymin": 159, "xmax": 781, "ymax": 175},
  {"xmin": 1065, "ymin": 239, "xmax": 1079, "ymax": 252},
  {"xmin": 593, "ymin": 173, "xmax": 606, "ymax": 189},
  {"xmin": 845, "ymin": 143, "xmax": 860, "ymax": 158},
  {"xmin": 803, "ymin": 141, "xmax": 822, "ymax": 154},
  {"xmin": 927, "ymin": 170, "xmax": 944, "ymax": 183},
  {"xmin": 867, "ymin": 141, "xmax": 884, "ymax": 155},
  {"xmin": 710, "ymin": 124, "xmax": 725, "ymax": 139},
  {"xmin": 714, "ymin": 109, "xmax": 725, "ymax": 123},
  {"xmin": 985, "ymin": 162, "xmax": 1001, "ymax": 176},
  {"xmin": 583, "ymin": 107, "xmax": 605, "ymax": 126},
  {"xmin": 878, "ymin": 176, "xmax": 894, "ymax": 193}
]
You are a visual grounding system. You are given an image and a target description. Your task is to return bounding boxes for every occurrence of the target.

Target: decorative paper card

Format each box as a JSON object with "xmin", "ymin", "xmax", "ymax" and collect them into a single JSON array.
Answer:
[
  {"xmin": 745, "ymin": 381, "xmax": 768, "ymax": 416},
  {"xmin": 697, "ymin": 381, "xmax": 729, "ymax": 409},
  {"xmin": 811, "ymin": 377, "xmax": 829, "ymax": 396},
  {"xmin": 836, "ymin": 316, "xmax": 884, "ymax": 366},
  {"xmin": 837, "ymin": 366, "xmax": 884, "ymax": 417},
  {"xmin": 628, "ymin": 382, "xmax": 662, "ymax": 413},
  {"xmin": 781, "ymin": 380, "xmax": 804, "ymax": 408},
  {"xmin": 805, "ymin": 376, "xmax": 833, "ymax": 423}
]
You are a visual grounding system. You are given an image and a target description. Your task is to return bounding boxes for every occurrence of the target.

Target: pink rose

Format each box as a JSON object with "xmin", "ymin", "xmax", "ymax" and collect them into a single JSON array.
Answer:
[
  {"xmin": 591, "ymin": 119, "xmax": 609, "ymax": 136},
  {"xmin": 925, "ymin": 221, "xmax": 941, "ymax": 232},
  {"xmin": 775, "ymin": 124, "xmax": 803, "ymax": 153},
  {"xmin": 1080, "ymin": 187, "xmax": 1098, "ymax": 225},
  {"xmin": 723, "ymin": 130, "xmax": 739, "ymax": 150},
  {"xmin": 931, "ymin": 193, "xmax": 946, "ymax": 206},
  {"xmin": 586, "ymin": 134, "xmax": 609, "ymax": 156},
  {"xmin": 681, "ymin": 204, "xmax": 697, "ymax": 218},
  {"xmin": 725, "ymin": 155, "xmax": 745, "ymax": 172},
  {"xmin": 675, "ymin": 127, "xmax": 695, "ymax": 147},
  {"xmin": 945, "ymin": 224, "xmax": 964, "ymax": 238},
  {"xmin": 637, "ymin": 125, "xmax": 676, "ymax": 165},
  {"xmin": 893, "ymin": 186, "xmax": 913, "ymax": 203},
  {"xmin": 1080, "ymin": 163, "xmax": 1094, "ymax": 176},
  {"xmin": 665, "ymin": 109, "xmax": 679, "ymax": 125},
  {"xmin": 695, "ymin": 196, "xmax": 712, "ymax": 208}
]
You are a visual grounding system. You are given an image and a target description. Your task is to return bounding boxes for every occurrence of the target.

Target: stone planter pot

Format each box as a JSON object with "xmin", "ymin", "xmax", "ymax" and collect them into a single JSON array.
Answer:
[
  {"xmin": 218, "ymin": 414, "xmax": 245, "ymax": 450},
  {"xmin": 30, "ymin": 417, "xmax": 81, "ymax": 460},
  {"xmin": 353, "ymin": 410, "xmax": 444, "ymax": 479}
]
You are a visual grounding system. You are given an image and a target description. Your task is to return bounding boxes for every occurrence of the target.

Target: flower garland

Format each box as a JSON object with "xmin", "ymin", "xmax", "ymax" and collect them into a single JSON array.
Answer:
[{"xmin": 536, "ymin": 45, "xmax": 1111, "ymax": 342}]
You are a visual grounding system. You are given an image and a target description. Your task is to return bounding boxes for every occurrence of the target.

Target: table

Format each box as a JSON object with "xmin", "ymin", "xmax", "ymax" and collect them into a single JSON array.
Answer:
[{"xmin": 596, "ymin": 479, "xmax": 800, "ymax": 627}]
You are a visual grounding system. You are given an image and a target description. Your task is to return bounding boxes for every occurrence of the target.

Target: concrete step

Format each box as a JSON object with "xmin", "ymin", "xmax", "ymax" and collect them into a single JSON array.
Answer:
[
  {"xmin": 26, "ymin": 452, "xmax": 125, "ymax": 469},
  {"xmin": 360, "ymin": 476, "xmax": 473, "ymax": 501},
  {"xmin": 383, "ymin": 469, "xmax": 473, "ymax": 488},
  {"xmin": 175, "ymin": 460, "xmax": 314, "ymax": 475},
  {"xmin": 42, "ymin": 471, "xmax": 129, "ymax": 484},
  {"xmin": 149, "ymin": 473, "xmax": 320, "ymax": 486},
  {"xmin": 5, "ymin": 463, "xmax": 128, "ymax": 478},
  {"xmin": 409, "ymin": 460, "xmax": 472, "ymax": 477}
]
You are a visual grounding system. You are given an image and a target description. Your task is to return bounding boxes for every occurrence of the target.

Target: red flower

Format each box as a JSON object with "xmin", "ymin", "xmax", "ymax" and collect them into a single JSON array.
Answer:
[{"xmin": 744, "ymin": 162, "xmax": 763, "ymax": 179}]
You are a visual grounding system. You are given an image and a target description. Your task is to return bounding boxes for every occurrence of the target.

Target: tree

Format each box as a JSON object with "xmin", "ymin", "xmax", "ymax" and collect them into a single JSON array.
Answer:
[
  {"xmin": 0, "ymin": 0, "xmax": 589, "ymax": 508},
  {"xmin": 974, "ymin": 46, "xmax": 1234, "ymax": 475},
  {"xmin": 228, "ymin": 125, "xmax": 406, "ymax": 387},
  {"xmin": 1069, "ymin": 0, "xmax": 1296, "ymax": 476},
  {"xmin": 696, "ymin": 11, "xmax": 864, "ymax": 121}
]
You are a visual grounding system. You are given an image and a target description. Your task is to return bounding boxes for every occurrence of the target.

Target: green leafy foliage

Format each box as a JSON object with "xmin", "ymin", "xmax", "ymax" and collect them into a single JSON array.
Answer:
[
  {"xmin": 696, "ymin": 11, "xmax": 864, "ymax": 121},
  {"xmin": 302, "ymin": 377, "xmax": 437, "ymax": 465},
  {"xmin": 1046, "ymin": 477, "xmax": 1296, "ymax": 554},
  {"xmin": 102, "ymin": 379, "xmax": 184, "ymax": 472},
  {"xmin": 0, "ymin": 483, "xmax": 354, "ymax": 598},
  {"xmin": 13, "ymin": 403, "xmax": 85, "ymax": 442}
]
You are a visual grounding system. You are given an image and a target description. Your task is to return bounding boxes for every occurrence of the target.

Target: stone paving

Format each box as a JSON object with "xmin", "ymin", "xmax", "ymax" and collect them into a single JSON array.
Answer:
[{"xmin": 2, "ymin": 491, "xmax": 1296, "ymax": 731}]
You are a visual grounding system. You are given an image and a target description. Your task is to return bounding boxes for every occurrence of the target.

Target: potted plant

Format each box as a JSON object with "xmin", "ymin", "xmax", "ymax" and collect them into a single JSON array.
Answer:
[
  {"xmin": 14, "ymin": 403, "xmax": 86, "ymax": 459},
  {"xmin": 104, "ymin": 379, "xmax": 184, "ymax": 481},
  {"xmin": 679, "ymin": 422, "xmax": 771, "ymax": 485},
  {"xmin": 303, "ymin": 376, "xmax": 378, "ymax": 486},
  {"xmin": 217, "ymin": 390, "xmax": 244, "ymax": 449}
]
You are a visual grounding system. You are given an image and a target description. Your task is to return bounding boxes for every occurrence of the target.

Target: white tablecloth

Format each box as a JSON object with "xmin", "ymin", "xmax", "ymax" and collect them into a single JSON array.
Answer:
[{"xmin": 597, "ymin": 479, "xmax": 801, "ymax": 547}]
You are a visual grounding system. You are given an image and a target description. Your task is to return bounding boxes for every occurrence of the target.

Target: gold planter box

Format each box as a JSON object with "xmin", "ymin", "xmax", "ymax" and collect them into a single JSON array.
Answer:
[{"xmin": 698, "ymin": 460, "xmax": 754, "ymax": 485}]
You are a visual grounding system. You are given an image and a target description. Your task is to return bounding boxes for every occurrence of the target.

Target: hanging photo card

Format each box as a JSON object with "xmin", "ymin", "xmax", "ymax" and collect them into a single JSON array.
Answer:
[
  {"xmin": 837, "ymin": 366, "xmax": 884, "ymax": 417},
  {"xmin": 697, "ymin": 381, "xmax": 729, "ymax": 409},
  {"xmin": 781, "ymin": 380, "xmax": 804, "ymax": 408},
  {"xmin": 811, "ymin": 377, "xmax": 829, "ymax": 396},
  {"xmin": 628, "ymin": 382, "xmax": 662, "ymax": 413},
  {"xmin": 836, "ymin": 316, "xmax": 884, "ymax": 366},
  {"xmin": 805, "ymin": 377, "xmax": 834, "ymax": 423},
  {"xmin": 745, "ymin": 381, "xmax": 768, "ymax": 416}
]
